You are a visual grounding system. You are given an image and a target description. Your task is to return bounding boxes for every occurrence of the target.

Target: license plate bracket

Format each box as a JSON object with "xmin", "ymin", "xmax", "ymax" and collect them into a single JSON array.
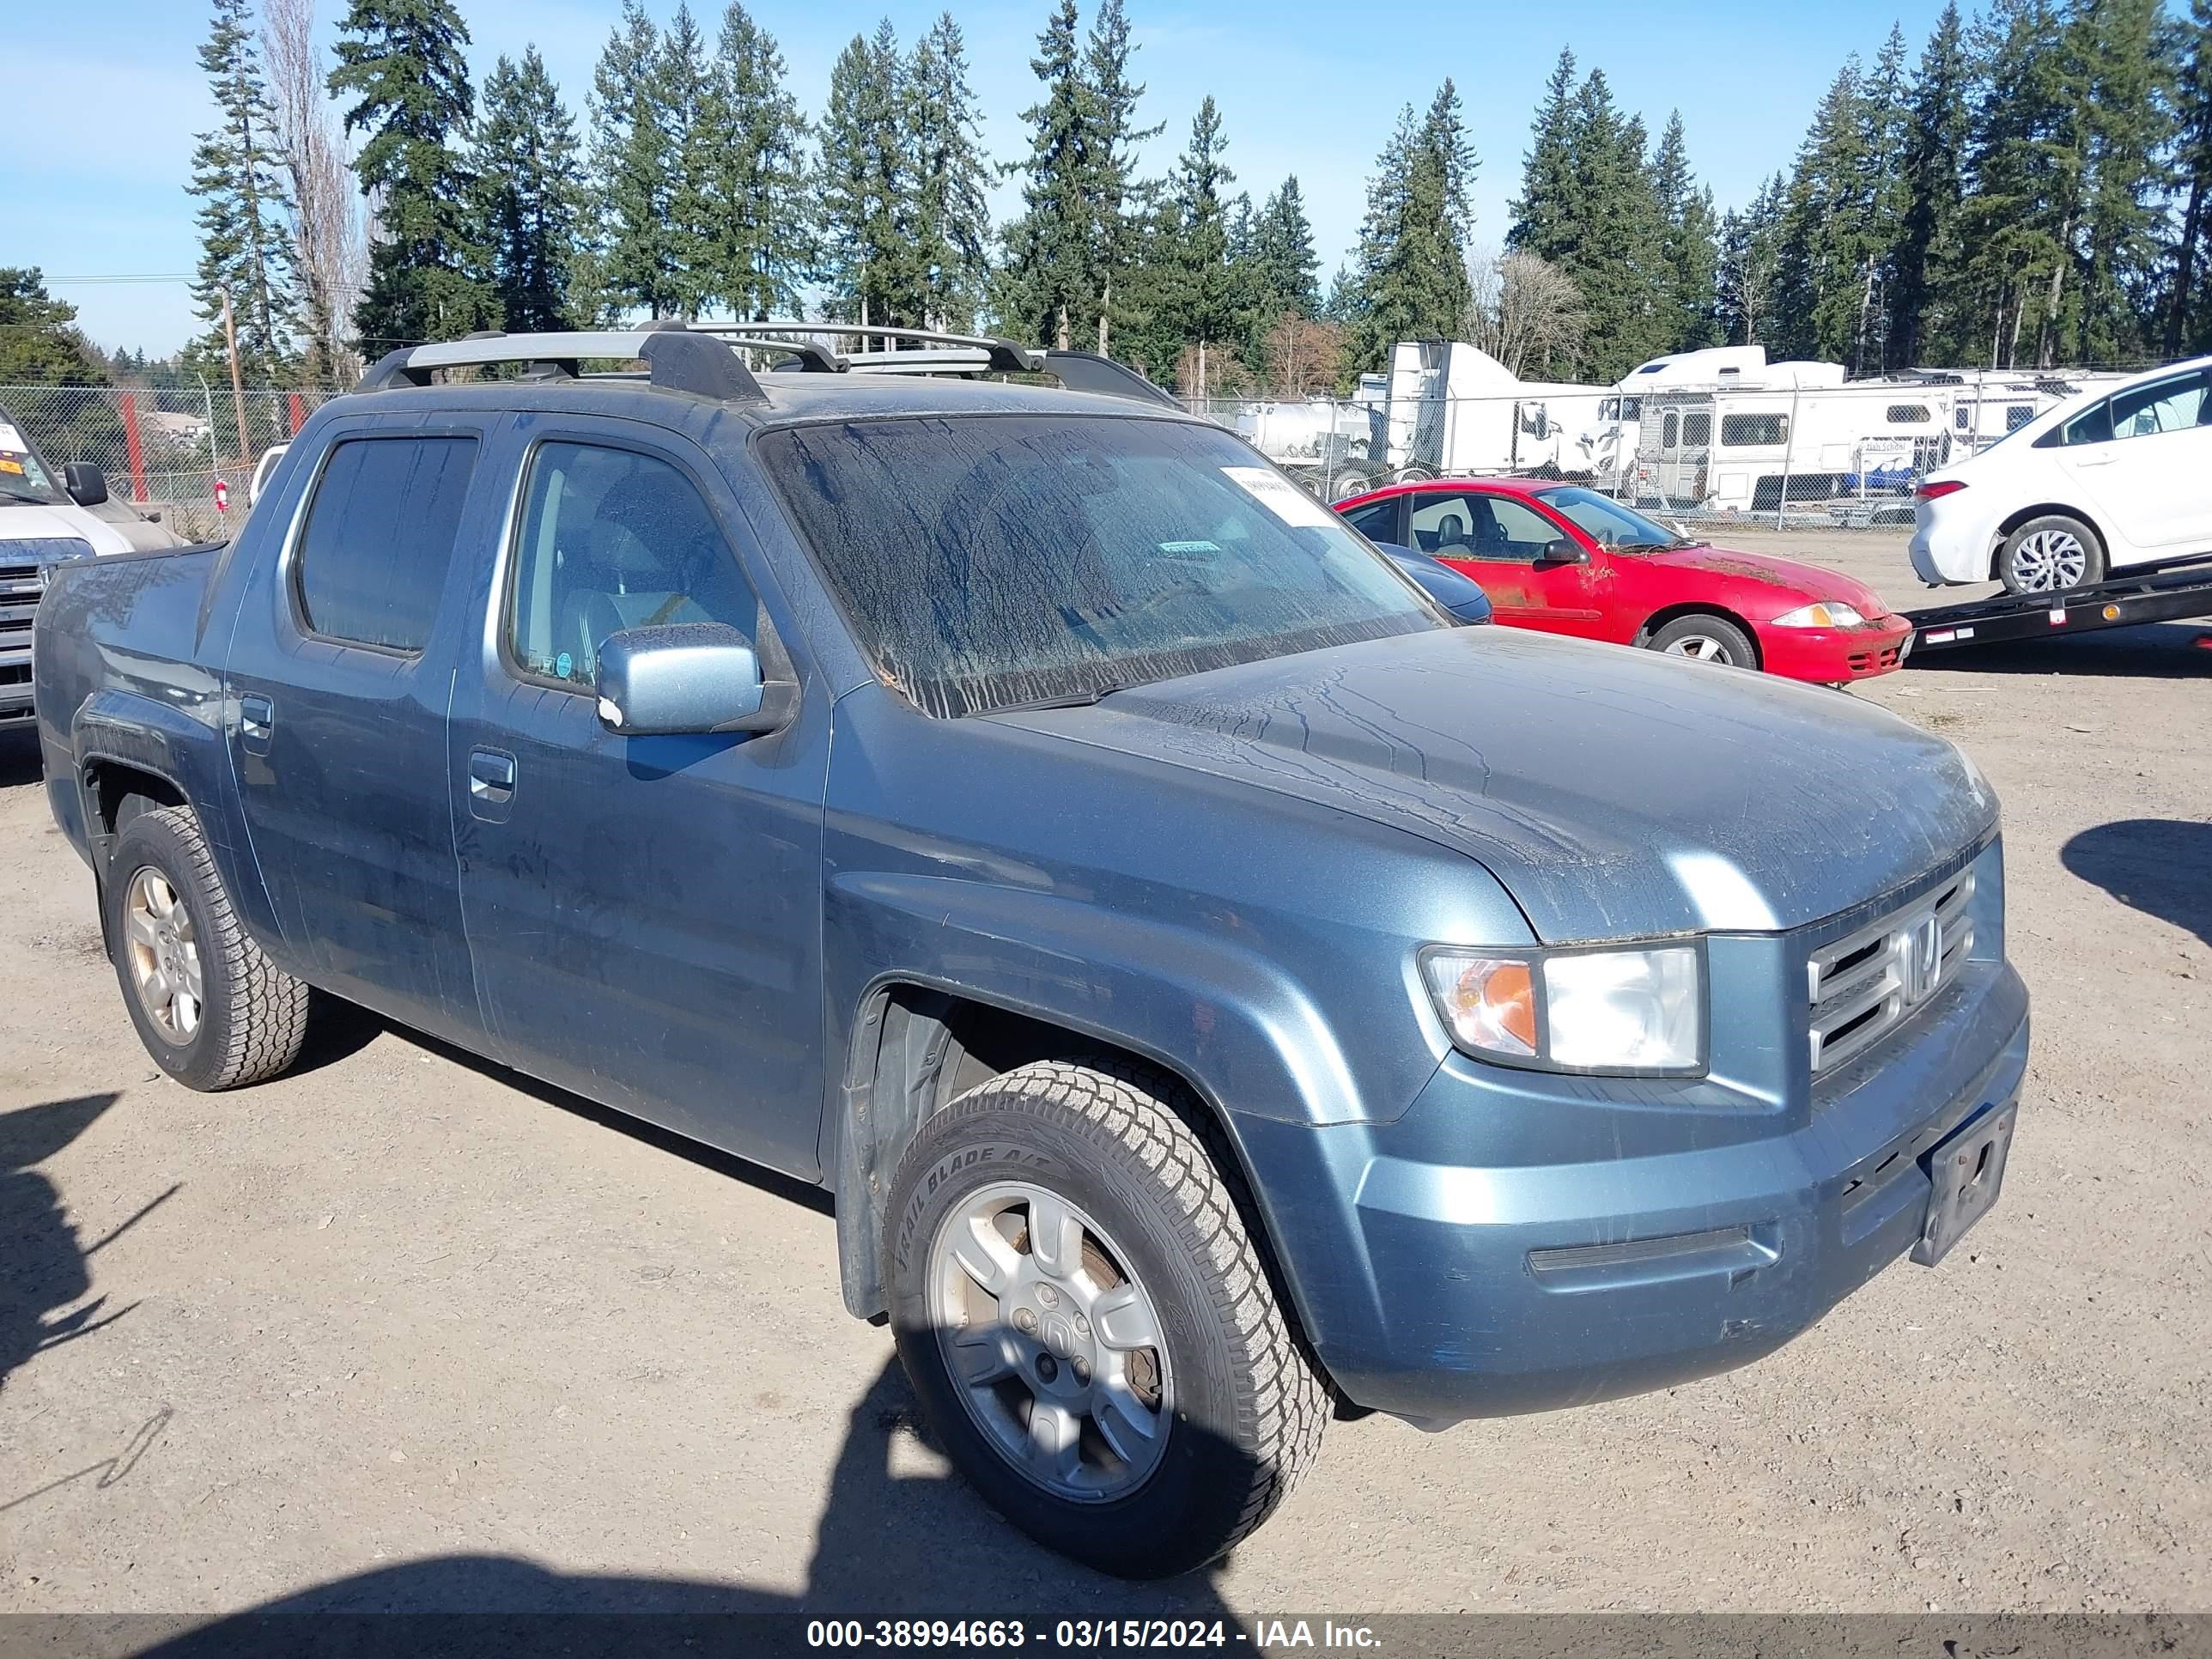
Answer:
[{"xmin": 1912, "ymin": 1103, "xmax": 2015, "ymax": 1267}]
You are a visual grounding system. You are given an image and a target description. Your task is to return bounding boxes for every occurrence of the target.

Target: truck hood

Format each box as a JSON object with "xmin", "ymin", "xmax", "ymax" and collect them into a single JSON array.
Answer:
[
  {"xmin": 998, "ymin": 627, "xmax": 1994, "ymax": 944},
  {"xmin": 1642, "ymin": 542, "xmax": 1893, "ymax": 618},
  {"xmin": 0, "ymin": 501, "xmax": 136, "ymax": 557}
]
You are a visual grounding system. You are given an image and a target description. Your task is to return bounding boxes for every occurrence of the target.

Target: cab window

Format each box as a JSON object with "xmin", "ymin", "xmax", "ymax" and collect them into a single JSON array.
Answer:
[{"xmin": 507, "ymin": 441, "xmax": 758, "ymax": 689}]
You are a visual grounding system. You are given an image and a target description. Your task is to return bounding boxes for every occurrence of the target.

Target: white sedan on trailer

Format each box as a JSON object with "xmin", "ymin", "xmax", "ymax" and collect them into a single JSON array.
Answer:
[{"xmin": 1911, "ymin": 355, "xmax": 2212, "ymax": 593}]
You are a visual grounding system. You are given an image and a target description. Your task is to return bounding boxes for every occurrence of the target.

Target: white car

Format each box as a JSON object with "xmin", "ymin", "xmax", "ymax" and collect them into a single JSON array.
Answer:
[{"xmin": 1911, "ymin": 355, "xmax": 2212, "ymax": 593}]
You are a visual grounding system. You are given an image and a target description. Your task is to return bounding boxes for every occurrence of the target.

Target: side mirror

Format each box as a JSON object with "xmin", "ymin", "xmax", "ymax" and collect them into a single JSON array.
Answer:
[
  {"xmin": 1539, "ymin": 538, "xmax": 1589, "ymax": 565},
  {"xmin": 64, "ymin": 463, "xmax": 108, "ymax": 507},
  {"xmin": 593, "ymin": 623, "xmax": 793, "ymax": 737}
]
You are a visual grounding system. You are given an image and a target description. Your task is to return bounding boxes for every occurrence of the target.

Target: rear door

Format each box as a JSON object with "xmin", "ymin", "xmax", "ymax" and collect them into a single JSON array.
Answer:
[
  {"xmin": 2054, "ymin": 368, "xmax": 2212, "ymax": 556},
  {"xmin": 1408, "ymin": 489, "xmax": 1607, "ymax": 635},
  {"xmin": 224, "ymin": 414, "xmax": 501, "ymax": 1044}
]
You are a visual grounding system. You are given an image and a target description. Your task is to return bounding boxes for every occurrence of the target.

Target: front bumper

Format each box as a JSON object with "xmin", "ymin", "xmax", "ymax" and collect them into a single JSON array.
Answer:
[
  {"xmin": 1236, "ymin": 951, "xmax": 2029, "ymax": 1425},
  {"xmin": 1756, "ymin": 616, "xmax": 1914, "ymax": 682}
]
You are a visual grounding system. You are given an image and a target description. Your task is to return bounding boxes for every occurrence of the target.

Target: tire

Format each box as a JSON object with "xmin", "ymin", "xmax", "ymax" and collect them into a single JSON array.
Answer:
[
  {"xmin": 1645, "ymin": 612, "xmax": 1759, "ymax": 669},
  {"xmin": 1997, "ymin": 514, "xmax": 2104, "ymax": 595},
  {"xmin": 106, "ymin": 804, "xmax": 310, "ymax": 1091},
  {"xmin": 884, "ymin": 1056, "xmax": 1327, "ymax": 1578}
]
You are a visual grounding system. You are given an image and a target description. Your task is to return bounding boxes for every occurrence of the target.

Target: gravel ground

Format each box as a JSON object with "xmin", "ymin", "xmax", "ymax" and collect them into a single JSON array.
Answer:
[{"xmin": 1, "ymin": 529, "xmax": 2208, "ymax": 1624}]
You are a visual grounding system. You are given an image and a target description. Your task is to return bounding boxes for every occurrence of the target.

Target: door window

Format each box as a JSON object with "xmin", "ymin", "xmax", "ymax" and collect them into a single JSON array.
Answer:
[
  {"xmin": 2108, "ymin": 372, "xmax": 2209, "ymax": 439},
  {"xmin": 1662, "ymin": 411, "xmax": 1680, "ymax": 448},
  {"xmin": 1341, "ymin": 499, "xmax": 1400, "ymax": 543},
  {"xmin": 506, "ymin": 441, "xmax": 759, "ymax": 689},
  {"xmin": 1682, "ymin": 411, "xmax": 1711, "ymax": 446},
  {"xmin": 1410, "ymin": 492, "xmax": 1559, "ymax": 562},
  {"xmin": 293, "ymin": 436, "xmax": 478, "ymax": 652}
]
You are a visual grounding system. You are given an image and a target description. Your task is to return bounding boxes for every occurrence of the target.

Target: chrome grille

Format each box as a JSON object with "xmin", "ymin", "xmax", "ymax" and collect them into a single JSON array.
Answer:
[{"xmin": 1808, "ymin": 870, "xmax": 1974, "ymax": 1075}]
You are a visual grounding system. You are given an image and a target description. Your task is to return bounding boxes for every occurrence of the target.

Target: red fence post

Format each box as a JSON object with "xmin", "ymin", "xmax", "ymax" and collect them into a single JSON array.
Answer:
[
  {"xmin": 121, "ymin": 392, "xmax": 148, "ymax": 504},
  {"xmin": 287, "ymin": 392, "xmax": 307, "ymax": 435}
]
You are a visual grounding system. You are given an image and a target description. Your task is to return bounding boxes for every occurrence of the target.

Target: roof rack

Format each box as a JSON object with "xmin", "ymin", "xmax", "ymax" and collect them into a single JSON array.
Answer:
[
  {"xmin": 355, "ymin": 320, "xmax": 1182, "ymax": 410},
  {"xmin": 356, "ymin": 325, "xmax": 765, "ymax": 402}
]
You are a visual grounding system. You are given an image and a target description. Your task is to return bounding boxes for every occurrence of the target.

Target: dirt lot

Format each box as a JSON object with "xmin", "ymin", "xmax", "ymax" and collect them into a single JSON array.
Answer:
[{"xmin": 2, "ymin": 529, "xmax": 2208, "ymax": 1624}]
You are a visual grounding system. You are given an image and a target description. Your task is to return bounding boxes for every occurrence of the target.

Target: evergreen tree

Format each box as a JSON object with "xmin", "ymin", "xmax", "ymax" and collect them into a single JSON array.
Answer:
[
  {"xmin": 0, "ymin": 270, "xmax": 108, "ymax": 385},
  {"xmin": 472, "ymin": 47, "xmax": 585, "ymax": 333},
  {"xmin": 590, "ymin": 1, "xmax": 679, "ymax": 319},
  {"xmin": 331, "ymin": 0, "xmax": 490, "ymax": 350},
  {"xmin": 1251, "ymin": 176, "xmax": 1322, "ymax": 322},
  {"xmin": 2165, "ymin": 0, "xmax": 2212, "ymax": 352},
  {"xmin": 1889, "ymin": 3, "xmax": 1973, "ymax": 365},
  {"xmin": 1853, "ymin": 25, "xmax": 1912, "ymax": 371},
  {"xmin": 659, "ymin": 5, "xmax": 717, "ymax": 319},
  {"xmin": 1560, "ymin": 72, "xmax": 1668, "ymax": 378},
  {"xmin": 1082, "ymin": 0, "xmax": 1159, "ymax": 354},
  {"xmin": 2066, "ymin": 0, "xmax": 2172, "ymax": 364},
  {"xmin": 1349, "ymin": 90, "xmax": 1477, "ymax": 369},
  {"xmin": 1160, "ymin": 95, "xmax": 1239, "ymax": 392},
  {"xmin": 1000, "ymin": 1, "xmax": 1092, "ymax": 349},
  {"xmin": 1650, "ymin": 112, "xmax": 1720, "ymax": 352},
  {"xmin": 907, "ymin": 13, "xmax": 993, "ymax": 331},
  {"xmin": 187, "ymin": 0, "xmax": 293, "ymax": 375},
  {"xmin": 1717, "ymin": 173, "xmax": 1784, "ymax": 346},
  {"xmin": 1509, "ymin": 48, "xmax": 1579, "ymax": 259},
  {"xmin": 1768, "ymin": 59, "xmax": 1877, "ymax": 362},
  {"xmin": 816, "ymin": 21, "xmax": 917, "ymax": 331},
  {"xmin": 696, "ymin": 2, "xmax": 812, "ymax": 321}
]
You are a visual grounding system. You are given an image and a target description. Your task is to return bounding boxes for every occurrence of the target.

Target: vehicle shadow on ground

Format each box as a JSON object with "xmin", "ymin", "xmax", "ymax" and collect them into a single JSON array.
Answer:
[
  {"xmin": 0, "ymin": 1092, "xmax": 140, "ymax": 1396},
  {"xmin": 0, "ymin": 730, "xmax": 44, "ymax": 790},
  {"xmin": 1903, "ymin": 621, "xmax": 2212, "ymax": 678},
  {"xmin": 129, "ymin": 1354, "xmax": 1246, "ymax": 1656},
  {"xmin": 2062, "ymin": 818, "xmax": 2212, "ymax": 950}
]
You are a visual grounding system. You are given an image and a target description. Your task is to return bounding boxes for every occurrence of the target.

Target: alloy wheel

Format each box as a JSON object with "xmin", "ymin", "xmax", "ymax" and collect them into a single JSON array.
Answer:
[
  {"xmin": 1661, "ymin": 633, "xmax": 1737, "ymax": 664},
  {"xmin": 123, "ymin": 866, "xmax": 203, "ymax": 1042},
  {"xmin": 927, "ymin": 1182, "xmax": 1172, "ymax": 1503}
]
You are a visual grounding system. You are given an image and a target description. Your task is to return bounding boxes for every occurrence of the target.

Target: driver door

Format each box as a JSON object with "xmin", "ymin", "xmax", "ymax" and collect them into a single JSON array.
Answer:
[{"xmin": 1411, "ymin": 489, "xmax": 1606, "ymax": 635}]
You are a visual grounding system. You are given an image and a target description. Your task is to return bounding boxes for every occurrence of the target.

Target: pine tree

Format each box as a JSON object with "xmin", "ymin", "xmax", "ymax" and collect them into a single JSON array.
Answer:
[
  {"xmin": 1349, "ymin": 89, "xmax": 1477, "ymax": 370},
  {"xmin": 1000, "ymin": 1, "xmax": 1092, "ymax": 349},
  {"xmin": 2165, "ymin": 0, "xmax": 2212, "ymax": 352},
  {"xmin": 1769, "ymin": 59, "xmax": 1876, "ymax": 362},
  {"xmin": 659, "ymin": 5, "xmax": 717, "ymax": 320},
  {"xmin": 1889, "ymin": 3, "xmax": 1973, "ymax": 365},
  {"xmin": 1854, "ymin": 26, "xmax": 1911, "ymax": 371},
  {"xmin": 1161, "ymin": 95, "xmax": 1239, "ymax": 393},
  {"xmin": 0, "ymin": 270, "xmax": 108, "ymax": 385},
  {"xmin": 816, "ymin": 21, "xmax": 917, "ymax": 331},
  {"xmin": 187, "ymin": 0, "xmax": 293, "ymax": 376},
  {"xmin": 473, "ymin": 47, "xmax": 585, "ymax": 332},
  {"xmin": 1251, "ymin": 176, "xmax": 1322, "ymax": 322},
  {"xmin": 1082, "ymin": 0, "xmax": 1159, "ymax": 355},
  {"xmin": 907, "ymin": 13, "xmax": 992, "ymax": 331},
  {"xmin": 331, "ymin": 0, "xmax": 490, "ymax": 351},
  {"xmin": 590, "ymin": 1, "xmax": 679, "ymax": 319},
  {"xmin": 1650, "ymin": 112, "xmax": 1720, "ymax": 352},
  {"xmin": 1509, "ymin": 48, "xmax": 1579, "ymax": 259},
  {"xmin": 1717, "ymin": 173, "xmax": 1784, "ymax": 346},
  {"xmin": 2067, "ymin": 0, "xmax": 2172, "ymax": 364},
  {"xmin": 1561, "ymin": 73, "xmax": 1668, "ymax": 378},
  {"xmin": 696, "ymin": 3, "xmax": 812, "ymax": 322}
]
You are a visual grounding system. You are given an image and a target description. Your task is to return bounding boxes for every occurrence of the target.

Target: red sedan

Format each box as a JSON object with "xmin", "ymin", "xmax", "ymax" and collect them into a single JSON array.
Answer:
[{"xmin": 1337, "ymin": 478, "xmax": 1912, "ymax": 683}]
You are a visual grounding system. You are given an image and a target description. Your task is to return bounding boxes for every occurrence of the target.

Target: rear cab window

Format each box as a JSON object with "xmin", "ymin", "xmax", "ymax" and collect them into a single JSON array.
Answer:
[{"xmin": 293, "ymin": 436, "xmax": 478, "ymax": 652}]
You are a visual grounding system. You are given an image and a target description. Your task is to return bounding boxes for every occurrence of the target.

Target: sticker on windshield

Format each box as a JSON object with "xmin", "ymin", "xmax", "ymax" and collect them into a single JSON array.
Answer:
[
  {"xmin": 1221, "ymin": 465, "xmax": 1335, "ymax": 528},
  {"xmin": 0, "ymin": 424, "xmax": 24, "ymax": 453},
  {"xmin": 0, "ymin": 459, "xmax": 21, "ymax": 477},
  {"xmin": 1158, "ymin": 539, "xmax": 1219, "ymax": 553}
]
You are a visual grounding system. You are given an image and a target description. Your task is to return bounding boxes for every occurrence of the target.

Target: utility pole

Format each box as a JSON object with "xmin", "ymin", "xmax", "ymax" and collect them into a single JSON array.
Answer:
[{"xmin": 219, "ymin": 286, "xmax": 251, "ymax": 471}]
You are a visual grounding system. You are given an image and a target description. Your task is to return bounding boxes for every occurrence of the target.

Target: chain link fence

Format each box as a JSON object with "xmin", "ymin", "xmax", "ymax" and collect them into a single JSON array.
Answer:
[
  {"xmin": 1187, "ymin": 369, "xmax": 2126, "ymax": 529},
  {"xmin": 0, "ymin": 383, "xmax": 342, "ymax": 543}
]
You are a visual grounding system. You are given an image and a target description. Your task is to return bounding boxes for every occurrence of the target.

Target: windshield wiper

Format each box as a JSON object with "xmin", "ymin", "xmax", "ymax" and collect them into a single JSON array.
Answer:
[
  {"xmin": 973, "ymin": 682, "xmax": 1132, "ymax": 716},
  {"xmin": 0, "ymin": 487, "xmax": 54, "ymax": 505}
]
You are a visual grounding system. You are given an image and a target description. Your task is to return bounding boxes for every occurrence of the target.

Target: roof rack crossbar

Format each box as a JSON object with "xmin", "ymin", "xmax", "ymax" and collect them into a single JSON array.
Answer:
[
  {"xmin": 356, "ymin": 327, "xmax": 766, "ymax": 402},
  {"xmin": 692, "ymin": 321, "xmax": 1045, "ymax": 374}
]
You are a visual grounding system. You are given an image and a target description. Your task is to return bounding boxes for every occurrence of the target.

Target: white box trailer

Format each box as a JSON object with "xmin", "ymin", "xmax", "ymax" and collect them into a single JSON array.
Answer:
[{"xmin": 1382, "ymin": 341, "xmax": 1607, "ymax": 480}]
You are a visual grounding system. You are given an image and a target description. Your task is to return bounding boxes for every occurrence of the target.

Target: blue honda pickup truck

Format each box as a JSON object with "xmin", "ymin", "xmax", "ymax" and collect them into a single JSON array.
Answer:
[{"xmin": 32, "ymin": 325, "xmax": 2028, "ymax": 1577}]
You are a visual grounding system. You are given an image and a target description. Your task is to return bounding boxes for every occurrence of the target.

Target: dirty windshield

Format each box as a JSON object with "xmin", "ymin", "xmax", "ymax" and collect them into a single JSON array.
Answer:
[
  {"xmin": 760, "ymin": 415, "xmax": 1441, "ymax": 718},
  {"xmin": 1534, "ymin": 485, "xmax": 1692, "ymax": 551},
  {"xmin": 0, "ymin": 414, "xmax": 65, "ymax": 505}
]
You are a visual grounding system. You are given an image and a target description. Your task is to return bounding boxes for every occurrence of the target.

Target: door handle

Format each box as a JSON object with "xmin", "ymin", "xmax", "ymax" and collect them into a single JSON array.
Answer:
[
  {"xmin": 239, "ymin": 694, "xmax": 273, "ymax": 754},
  {"xmin": 469, "ymin": 749, "xmax": 517, "ymax": 803}
]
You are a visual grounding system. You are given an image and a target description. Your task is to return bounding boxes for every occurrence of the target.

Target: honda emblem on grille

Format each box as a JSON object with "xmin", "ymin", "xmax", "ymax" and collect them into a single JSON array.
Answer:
[{"xmin": 1901, "ymin": 911, "xmax": 1942, "ymax": 1004}]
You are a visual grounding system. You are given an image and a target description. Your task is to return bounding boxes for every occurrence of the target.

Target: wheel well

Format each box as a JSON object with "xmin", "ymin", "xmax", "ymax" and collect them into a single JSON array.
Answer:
[
  {"xmin": 1990, "ymin": 503, "xmax": 2106, "ymax": 579},
  {"xmin": 1634, "ymin": 603, "xmax": 1762, "ymax": 668},
  {"xmin": 83, "ymin": 760, "xmax": 185, "ymax": 848},
  {"xmin": 834, "ymin": 986, "xmax": 1323, "ymax": 1382}
]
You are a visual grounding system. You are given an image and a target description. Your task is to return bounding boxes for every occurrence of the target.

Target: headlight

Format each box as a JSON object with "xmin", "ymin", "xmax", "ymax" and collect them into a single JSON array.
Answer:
[
  {"xmin": 1771, "ymin": 601, "xmax": 1866, "ymax": 628},
  {"xmin": 1421, "ymin": 944, "xmax": 1704, "ymax": 1074}
]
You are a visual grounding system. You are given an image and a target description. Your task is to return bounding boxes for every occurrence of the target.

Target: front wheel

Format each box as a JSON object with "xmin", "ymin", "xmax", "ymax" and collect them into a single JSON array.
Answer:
[
  {"xmin": 884, "ymin": 1057, "xmax": 1327, "ymax": 1578},
  {"xmin": 1646, "ymin": 612, "xmax": 1759, "ymax": 669},
  {"xmin": 1997, "ymin": 514, "xmax": 2104, "ymax": 594}
]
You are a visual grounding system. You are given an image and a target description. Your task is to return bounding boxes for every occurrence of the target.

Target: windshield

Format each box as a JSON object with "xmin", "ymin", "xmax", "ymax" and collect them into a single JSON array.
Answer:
[
  {"xmin": 0, "ymin": 414, "xmax": 65, "ymax": 505},
  {"xmin": 760, "ymin": 415, "xmax": 1443, "ymax": 718},
  {"xmin": 1534, "ymin": 484, "xmax": 1690, "ymax": 550}
]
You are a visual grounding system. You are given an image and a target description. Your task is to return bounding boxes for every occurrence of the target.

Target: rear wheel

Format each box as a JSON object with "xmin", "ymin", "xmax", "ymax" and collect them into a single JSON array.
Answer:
[
  {"xmin": 884, "ymin": 1056, "xmax": 1327, "ymax": 1578},
  {"xmin": 1646, "ymin": 612, "xmax": 1759, "ymax": 669},
  {"xmin": 107, "ymin": 805, "xmax": 310, "ymax": 1091},
  {"xmin": 1997, "ymin": 514, "xmax": 2103, "ymax": 594}
]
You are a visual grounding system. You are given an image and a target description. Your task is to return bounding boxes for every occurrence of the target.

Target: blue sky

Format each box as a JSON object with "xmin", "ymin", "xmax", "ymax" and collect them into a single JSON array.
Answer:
[{"xmin": 8, "ymin": 0, "xmax": 1955, "ymax": 357}]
